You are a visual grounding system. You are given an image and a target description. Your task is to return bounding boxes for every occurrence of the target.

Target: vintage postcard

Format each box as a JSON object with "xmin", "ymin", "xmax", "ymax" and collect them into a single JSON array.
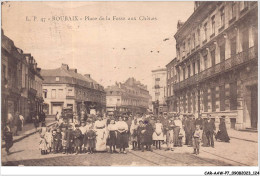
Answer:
[{"xmin": 1, "ymin": 1, "xmax": 259, "ymax": 174}]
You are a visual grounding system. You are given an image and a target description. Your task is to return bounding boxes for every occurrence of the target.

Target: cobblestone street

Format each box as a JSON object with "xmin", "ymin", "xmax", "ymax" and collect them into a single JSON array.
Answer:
[{"xmin": 1, "ymin": 130, "xmax": 257, "ymax": 166}]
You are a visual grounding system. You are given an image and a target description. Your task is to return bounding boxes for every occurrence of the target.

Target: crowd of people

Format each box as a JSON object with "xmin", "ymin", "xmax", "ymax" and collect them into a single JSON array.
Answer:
[{"xmin": 37, "ymin": 112, "xmax": 230, "ymax": 156}]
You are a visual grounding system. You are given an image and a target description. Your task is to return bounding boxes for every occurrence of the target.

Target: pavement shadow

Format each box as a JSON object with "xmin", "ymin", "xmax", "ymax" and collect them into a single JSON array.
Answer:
[{"xmin": 7, "ymin": 150, "xmax": 24, "ymax": 156}]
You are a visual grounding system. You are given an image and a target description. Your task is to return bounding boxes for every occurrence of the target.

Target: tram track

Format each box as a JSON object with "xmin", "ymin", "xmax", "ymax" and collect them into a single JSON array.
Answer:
[
  {"xmin": 129, "ymin": 147, "xmax": 244, "ymax": 166},
  {"xmin": 128, "ymin": 151, "xmax": 161, "ymax": 166},
  {"xmin": 200, "ymin": 149, "xmax": 250, "ymax": 166},
  {"xmin": 151, "ymin": 150, "xmax": 191, "ymax": 165}
]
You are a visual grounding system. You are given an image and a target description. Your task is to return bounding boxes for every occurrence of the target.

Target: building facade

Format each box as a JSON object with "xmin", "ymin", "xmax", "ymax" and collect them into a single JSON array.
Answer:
[
  {"xmin": 151, "ymin": 68, "xmax": 167, "ymax": 115},
  {"xmin": 105, "ymin": 78, "xmax": 151, "ymax": 115},
  {"xmin": 41, "ymin": 64, "xmax": 106, "ymax": 116},
  {"xmin": 166, "ymin": 1, "xmax": 257, "ymax": 130},
  {"xmin": 1, "ymin": 30, "xmax": 43, "ymax": 124},
  {"xmin": 166, "ymin": 58, "xmax": 178, "ymax": 112}
]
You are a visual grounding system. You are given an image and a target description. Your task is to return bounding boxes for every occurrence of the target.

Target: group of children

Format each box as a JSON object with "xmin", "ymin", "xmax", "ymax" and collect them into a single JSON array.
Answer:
[{"xmin": 39, "ymin": 119, "xmax": 96, "ymax": 155}]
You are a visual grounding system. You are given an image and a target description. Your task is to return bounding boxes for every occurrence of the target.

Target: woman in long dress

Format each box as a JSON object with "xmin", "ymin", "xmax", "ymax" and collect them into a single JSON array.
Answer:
[
  {"xmin": 215, "ymin": 116, "xmax": 230, "ymax": 142},
  {"xmin": 94, "ymin": 116, "xmax": 107, "ymax": 152},
  {"xmin": 107, "ymin": 118, "xmax": 117, "ymax": 153},
  {"xmin": 130, "ymin": 119, "xmax": 138, "ymax": 150},
  {"xmin": 116, "ymin": 116, "xmax": 128, "ymax": 154}
]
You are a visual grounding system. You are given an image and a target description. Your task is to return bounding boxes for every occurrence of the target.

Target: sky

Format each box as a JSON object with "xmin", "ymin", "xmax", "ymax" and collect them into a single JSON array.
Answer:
[{"xmin": 2, "ymin": 1, "xmax": 194, "ymax": 94}]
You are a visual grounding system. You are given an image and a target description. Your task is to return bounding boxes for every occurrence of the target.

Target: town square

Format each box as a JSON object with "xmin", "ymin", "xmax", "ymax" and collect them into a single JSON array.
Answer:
[{"xmin": 1, "ymin": 1, "xmax": 258, "ymax": 171}]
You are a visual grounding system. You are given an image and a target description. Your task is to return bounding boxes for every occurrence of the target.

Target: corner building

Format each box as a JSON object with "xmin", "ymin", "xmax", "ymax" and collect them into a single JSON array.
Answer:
[
  {"xmin": 106, "ymin": 78, "xmax": 151, "ymax": 115},
  {"xmin": 168, "ymin": 2, "xmax": 257, "ymax": 130}
]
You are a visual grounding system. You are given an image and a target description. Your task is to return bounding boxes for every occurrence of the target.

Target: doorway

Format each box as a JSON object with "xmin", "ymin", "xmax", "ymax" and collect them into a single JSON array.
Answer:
[{"xmin": 250, "ymin": 85, "xmax": 258, "ymax": 129}]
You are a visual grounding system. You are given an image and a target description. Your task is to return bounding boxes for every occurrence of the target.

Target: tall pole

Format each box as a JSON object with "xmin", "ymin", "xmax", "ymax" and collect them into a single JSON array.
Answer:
[{"xmin": 197, "ymin": 83, "xmax": 200, "ymax": 118}]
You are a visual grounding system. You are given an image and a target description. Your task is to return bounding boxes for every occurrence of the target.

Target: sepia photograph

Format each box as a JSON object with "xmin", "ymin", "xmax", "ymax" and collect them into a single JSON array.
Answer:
[{"xmin": 1, "ymin": 0, "xmax": 259, "ymax": 171}]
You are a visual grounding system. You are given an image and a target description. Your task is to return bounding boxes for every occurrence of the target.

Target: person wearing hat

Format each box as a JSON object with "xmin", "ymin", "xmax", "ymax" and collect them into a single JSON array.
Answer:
[
  {"xmin": 79, "ymin": 121, "xmax": 88, "ymax": 153},
  {"xmin": 161, "ymin": 112, "xmax": 169, "ymax": 143},
  {"xmin": 85, "ymin": 124, "xmax": 96, "ymax": 154},
  {"xmin": 143, "ymin": 118, "xmax": 154, "ymax": 152},
  {"xmin": 215, "ymin": 116, "xmax": 230, "ymax": 142},
  {"xmin": 152, "ymin": 118, "xmax": 164, "ymax": 150},
  {"xmin": 192, "ymin": 124, "xmax": 202, "ymax": 155},
  {"xmin": 173, "ymin": 116, "xmax": 182, "ymax": 147},
  {"xmin": 203, "ymin": 114, "xmax": 216, "ymax": 147},
  {"xmin": 195, "ymin": 114, "xmax": 203, "ymax": 130},
  {"xmin": 137, "ymin": 120, "xmax": 146, "ymax": 152},
  {"xmin": 3, "ymin": 122, "xmax": 13, "ymax": 155},
  {"xmin": 64, "ymin": 126, "xmax": 72, "ymax": 154},
  {"xmin": 149, "ymin": 116, "xmax": 156, "ymax": 146},
  {"xmin": 130, "ymin": 118, "xmax": 139, "ymax": 150},
  {"xmin": 165, "ymin": 117, "xmax": 175, "ymax": 151},
  {"xmin": 116, "ymin": 116, "xmax": 129, "ymax": 154},
  {"xmin": 73, "ymin": 124, "xmax": 82, "ymax": 155},
  {"xmin": 183, "ymin": 115, "xmax": 192, "ymax": 146},
  {"xmin": 53, "ymin": 128, "xmax": 62, "ymax": 153},
  {"xmin": 107, "ymin": 118, "xmax": 117, "ymax": 153},
  {"xmin": 190, "ymin": 115, "xmax": 196, "ymax": 146},
  {"xmin": 94, "ymin": 115, "xmax": 107, "ymax": 152}
]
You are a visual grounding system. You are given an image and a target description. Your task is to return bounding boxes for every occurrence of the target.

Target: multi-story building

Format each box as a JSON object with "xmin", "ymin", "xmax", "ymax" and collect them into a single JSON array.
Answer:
[
  {"xmin": 106, "ymin": 78, "xmax": 151, "ymax": 115},
  {"xmin": 1, "ymin": 30, "xmax": 43, "ymax": 124},
  {"xmin": 151, "ymin": 68, "xmax": 167, "ymax": 115},
  {"xmin": 166, "ymin": 58, "xmax": 178, "ymax": 112},
  {"xmin": 166, "ymin": 1, "xmax": 257, "ymax": 130},
  {"xmin": 41, "ymin": 64, "xmax": 106, "ymax": 116}
]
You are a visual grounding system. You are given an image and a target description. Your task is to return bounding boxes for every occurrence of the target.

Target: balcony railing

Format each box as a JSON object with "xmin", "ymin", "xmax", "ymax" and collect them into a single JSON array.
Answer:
[{"xmin": 173, "ymin": 46, "xmax": 257, "ymax": 91}]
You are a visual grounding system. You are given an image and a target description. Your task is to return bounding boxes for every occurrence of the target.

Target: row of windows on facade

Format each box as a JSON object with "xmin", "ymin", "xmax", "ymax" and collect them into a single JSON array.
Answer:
[
  {"xmin": 2, "ymin": 63, "xmax": 41, "ymax": 92},
  {"xmin": 176, "ymin": 1, "xmax": 250, "ymax": 63},
  {"xmin": 43, "ymin": 89, "xmax": 104, "ymax": 100},
  {"xmin": 171, "ymin": 82, "xmax": 238, "ymax": 112},
  {"xmin": 108, "ymin": 90, "xmax": 149, "ymax": 97},
  {"xmin": 109, "ymin": 97, "xmax": 148, "ymax": 106},
  {"xmin": 167, "ymin": 25, "xmax": 253, "ymax": 94},
  {"xmin": 55, "ymin": 77, "xmax": 100, "ymax": 89}
]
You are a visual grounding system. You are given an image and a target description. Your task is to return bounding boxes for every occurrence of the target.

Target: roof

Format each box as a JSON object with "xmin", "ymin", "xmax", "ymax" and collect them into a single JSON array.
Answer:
[
  {"xmin": 151, "ymin": 68, "xmax": 167, "ymax": 73},
  {"xmin": 105, "ymin": 85, "xmax": 125, "ymax": 93},
  {"xmin": 166, "ymin": 58, "xmax": 177, "ymax": 68},
  {"xmin": 41, "ymin": 66, "xmax": 104, "ymax": 91}
]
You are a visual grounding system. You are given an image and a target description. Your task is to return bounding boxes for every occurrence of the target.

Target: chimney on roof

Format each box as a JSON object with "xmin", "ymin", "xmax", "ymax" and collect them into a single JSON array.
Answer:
[
  {"xmin": 61, "ymin": 63, "xmax": 69, "ymax": 70},
  {"xmin": 84, "ymin": 74, "xmax": 90, "ymax": 78},
  {"xmin": 177, "ymin": 20, "xmax": 184, "ymax": 30},
  {"xmin": 69, "ymin": 68, "xmax": 77, "ymax": 73}
]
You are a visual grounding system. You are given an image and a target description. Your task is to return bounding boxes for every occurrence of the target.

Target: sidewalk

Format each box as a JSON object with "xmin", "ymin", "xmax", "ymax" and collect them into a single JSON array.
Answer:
[
  {"xmin": 228, "ymin": 129, "xmax": 258, "ymax": 143},
  {"xmin": 1, "ymin": 116, "xmax": 56, "ymax": 148}
]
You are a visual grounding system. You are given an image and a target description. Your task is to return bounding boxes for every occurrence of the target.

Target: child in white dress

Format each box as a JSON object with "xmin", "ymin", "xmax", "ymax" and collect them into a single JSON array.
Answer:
[{"xmin": 152, "ymin": 119, "xmax": 164, "ymax": 150}]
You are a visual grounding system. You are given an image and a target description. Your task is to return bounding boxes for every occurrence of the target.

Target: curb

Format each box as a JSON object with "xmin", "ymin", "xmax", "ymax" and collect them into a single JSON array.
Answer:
[
  {"xmin": 229, "ymin": 136, "xmax": 258, "ymax": 143},
  {"xmin": 1, "ymin": 122, "xmax": 56, "ymax": 148}
]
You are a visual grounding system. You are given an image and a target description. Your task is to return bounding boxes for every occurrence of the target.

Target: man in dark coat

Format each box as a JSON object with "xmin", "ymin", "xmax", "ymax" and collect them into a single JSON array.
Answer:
[
  {"xmin": 137, "ymin": 120, "xmax": 146, "ymax": 152},
  {"xmin": 53, "ymin": 128, "xmax": 62, "ymax": 153},
  {"xmin": 13, "ymin": 112, "xmax": 20, "ymax": 136},
  {"xmin": 203, "ymin": 114, "xmax": 216, "ymax": 147},
  {"xmin": 161, "ymin": 113, "xmax": 169, "ymax": 143},
  {"xmin": 74, "ymin": 124, "xmax": 82, "ymax": 154},
  {"xmin": 143, "ymin": 119, "xmax": 154, "ymax": 151},
  {"xmin": 184, "ymin": 115, "xmax": 192, "ymax": 146},
  {"xmin": 195, "ymin": 114, "xmax": 203, "ymax": 129},
  {"xmin": 3, "ymin": 123, "xmax": 13, "ymax": 155},
  {"xmin": 65, "ymin": 125, "xmax": 74, "ymax": 154},
  {"xmin": 215, "ymin": 116, "xmax": 230, "ymax": 142},
  {"xmin": 165, "ymin": 117, "xmax": 175, "ymax": 151},
  {"xmin": 190, "ymin": 115, "xmax": 196, "ymax": 146}
]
